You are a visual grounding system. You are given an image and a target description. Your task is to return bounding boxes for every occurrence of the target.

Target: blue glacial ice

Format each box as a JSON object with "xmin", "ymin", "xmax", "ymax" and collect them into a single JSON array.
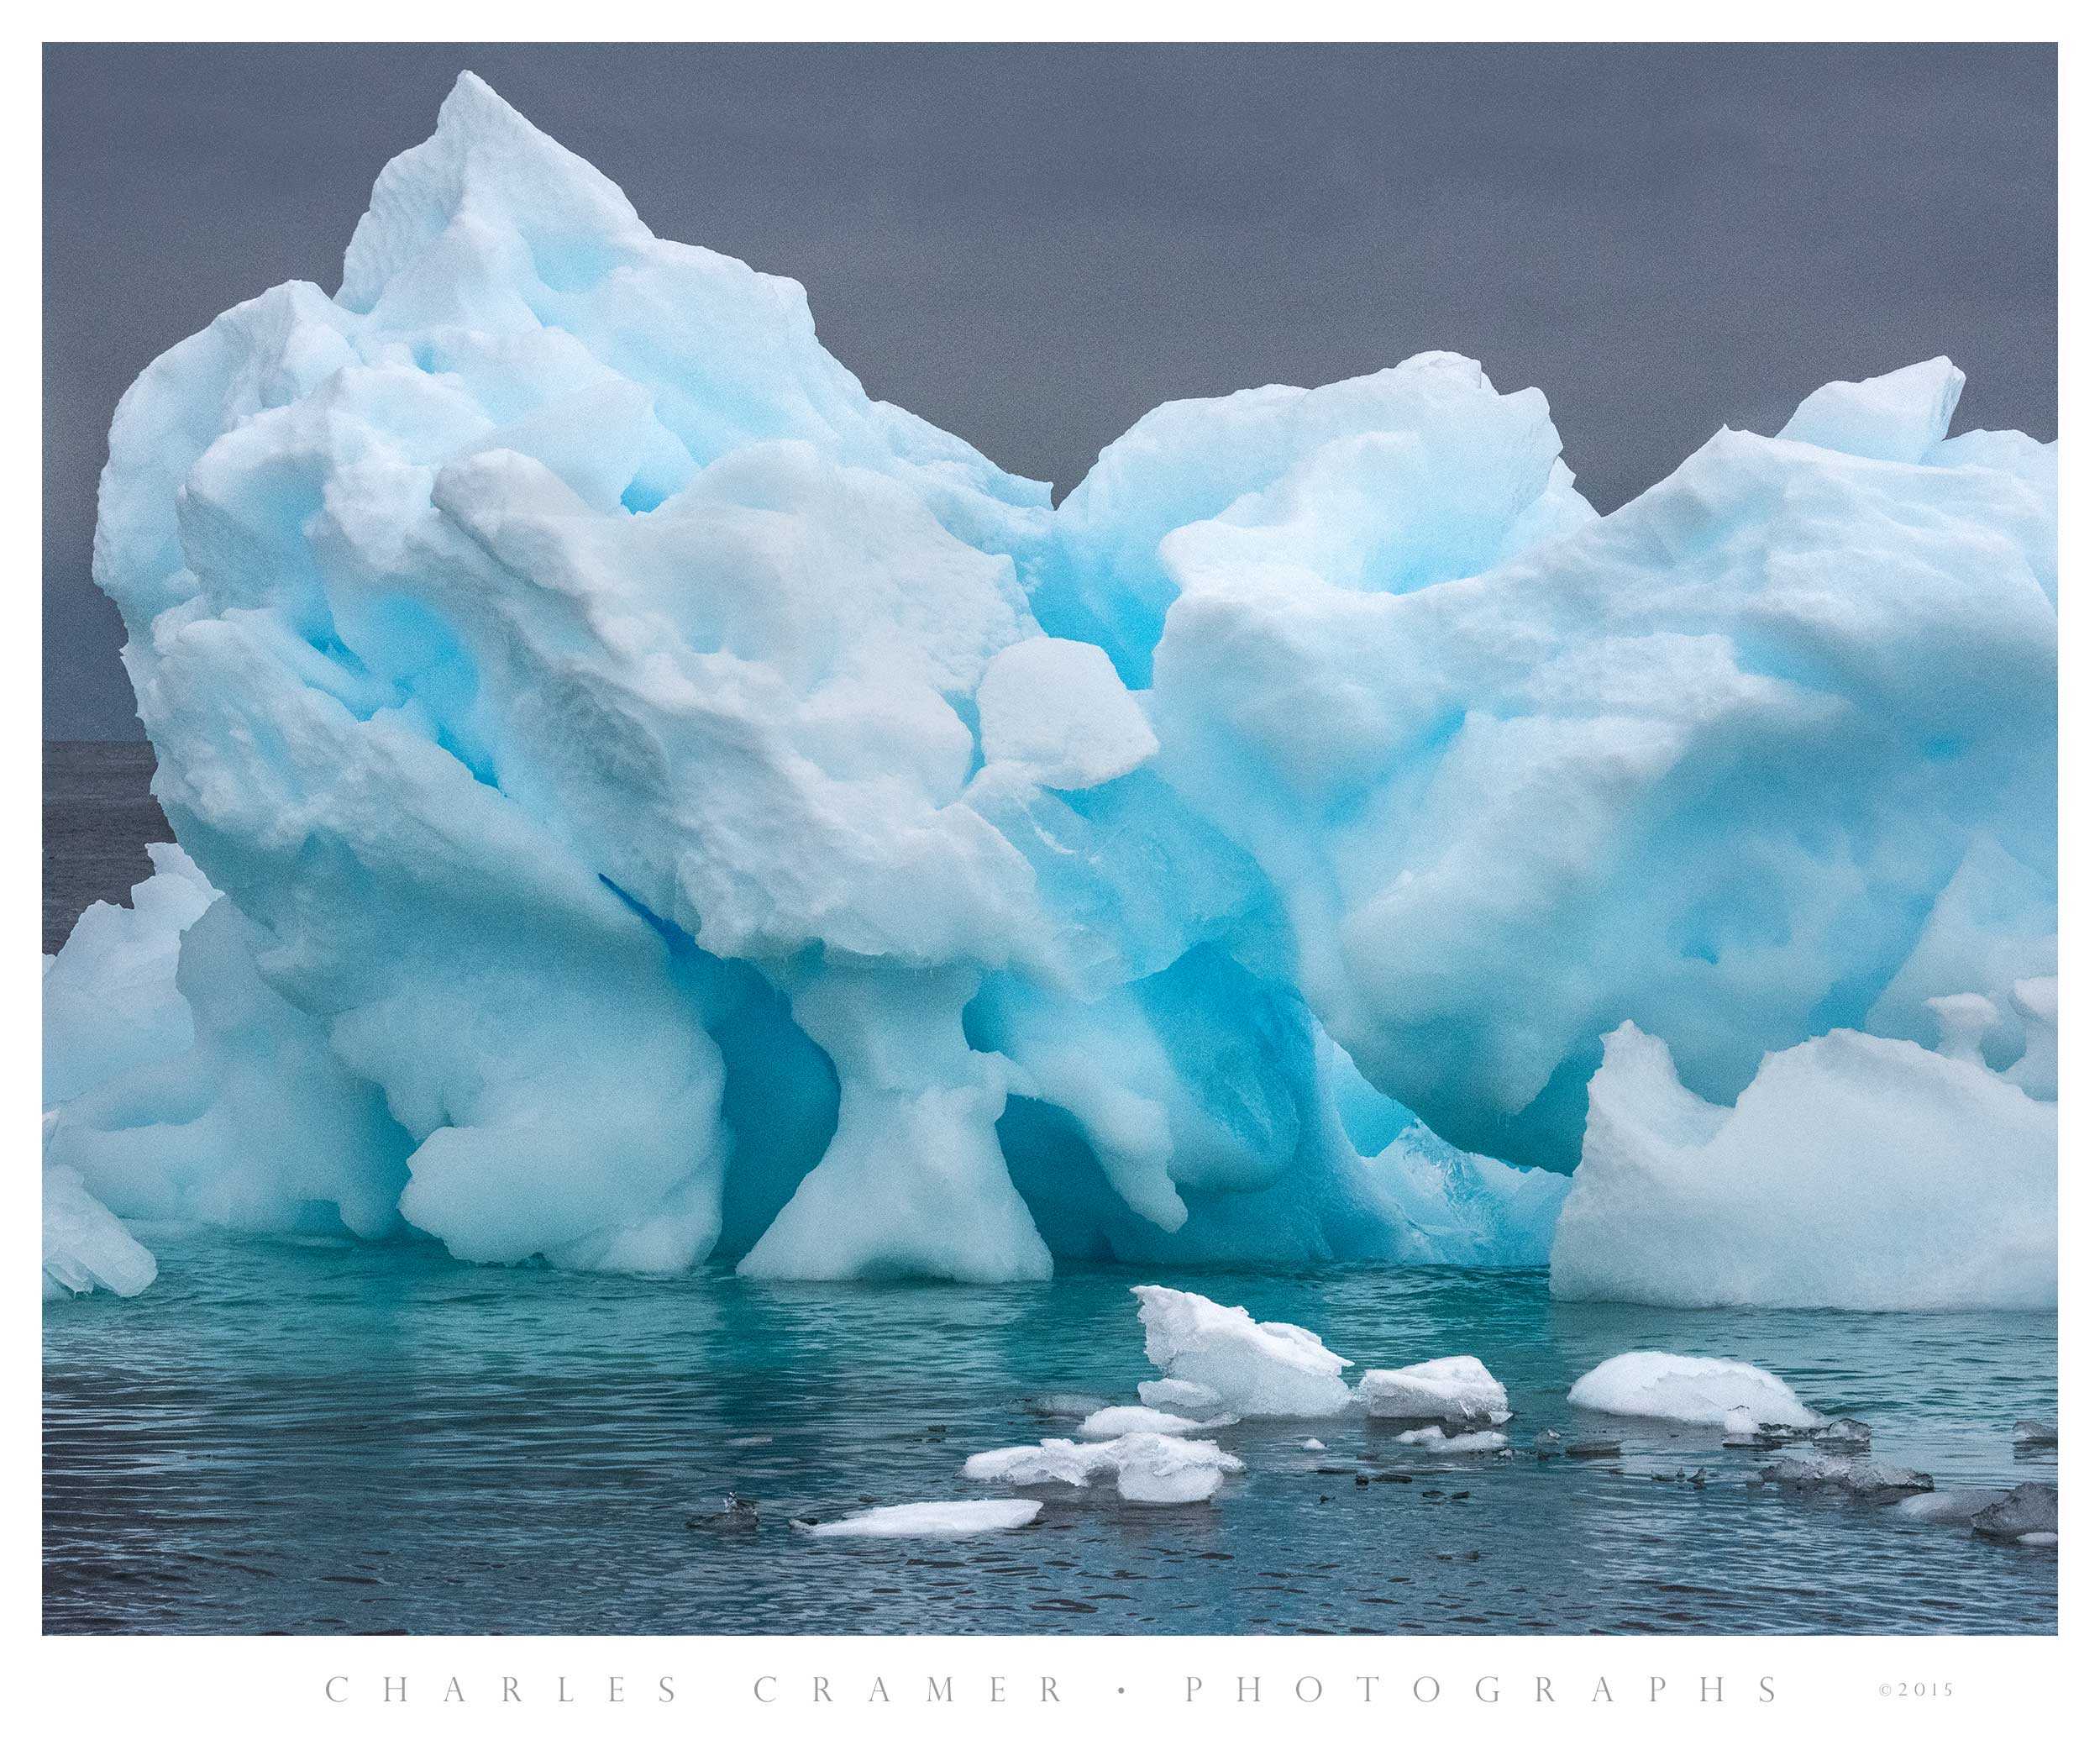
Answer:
[{"xmin": 47, "ymin": 72, "xmax": 2056, "ymax": 1305}]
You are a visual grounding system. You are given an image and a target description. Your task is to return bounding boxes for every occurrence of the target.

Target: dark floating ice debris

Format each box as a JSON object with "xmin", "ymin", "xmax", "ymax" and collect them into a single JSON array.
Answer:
[
  {"xmin": 685, "ymin": 1495, "xmax": 760, "ymax": 1532},
  {"xmin": 2012, "ymin": 1418, "xmax": 2058, "ymax": 1449},
  {"xmin": 1971, "ymin": 1483, "xmax": 2058, "ymax": 1544},
  {"xmin": 1758, "ymin": 1454, "xmax": 1931, "ymax": 1500}
]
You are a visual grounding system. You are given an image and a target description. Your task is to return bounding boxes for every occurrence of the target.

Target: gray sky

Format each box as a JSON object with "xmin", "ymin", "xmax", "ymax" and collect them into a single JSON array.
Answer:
[{"xmin": 45, "ymin": 42, "xmax": 2055, "ymax": 739}]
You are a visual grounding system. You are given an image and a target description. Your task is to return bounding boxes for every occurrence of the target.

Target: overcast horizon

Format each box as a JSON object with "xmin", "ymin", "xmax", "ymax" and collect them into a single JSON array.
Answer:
[{"xmin": 45, "ymin": 41, "xmax": 2056, "ymax": 740}]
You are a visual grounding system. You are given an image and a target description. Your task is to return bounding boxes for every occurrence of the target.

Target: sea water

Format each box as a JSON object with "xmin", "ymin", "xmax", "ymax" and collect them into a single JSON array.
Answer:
[{"xmin": 45, "ymin": 1239, "xmax": 2055, "ymax": 1635}]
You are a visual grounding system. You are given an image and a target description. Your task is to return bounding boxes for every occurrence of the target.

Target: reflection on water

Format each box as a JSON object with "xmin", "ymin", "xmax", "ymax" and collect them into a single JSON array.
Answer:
[{"xmin": 45, "ymin": 1236, "xmax": 2055, "ymax": 1634}]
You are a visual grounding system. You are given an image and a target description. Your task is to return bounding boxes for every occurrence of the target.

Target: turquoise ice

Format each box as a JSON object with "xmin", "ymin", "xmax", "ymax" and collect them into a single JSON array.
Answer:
[{"xmin": 47, "ymin": 74, "xmax": 2055, "ymax": 1303}]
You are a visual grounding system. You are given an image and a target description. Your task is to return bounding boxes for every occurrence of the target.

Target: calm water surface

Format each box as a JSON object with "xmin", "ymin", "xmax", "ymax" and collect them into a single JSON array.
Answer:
[{"xmin": 45, "ymin": 1237, "xmax": 2056, "ymax": 1635}]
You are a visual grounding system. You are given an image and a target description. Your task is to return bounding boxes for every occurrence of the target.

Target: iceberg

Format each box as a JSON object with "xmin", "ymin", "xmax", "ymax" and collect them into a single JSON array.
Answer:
[
  {"xmin": 1567, "ymin": 1352, "xmax": 1821, "ymax": 1428},
  {"xmin": 55, "ymin": 72, "xmax": 2055, "ymax": 1295}
]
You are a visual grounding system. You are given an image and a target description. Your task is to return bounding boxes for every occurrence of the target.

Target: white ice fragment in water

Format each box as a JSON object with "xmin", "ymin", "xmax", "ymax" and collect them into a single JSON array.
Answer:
[
  {"xmin": 1391, "ymin": 1426, "xmax": 1509, "ymax": 1453},
  {"xmin": 1131, "ymin": 1285, "xmax": 1352, "ymax": 1417},
  {"xmin": 1567, "ymin": 1351, "xmax": 1821, "ymax": 1428},
  {"xmin": 963, "ymin": 1432, "xmax": 1242, "ymax": 1504},
  {"xmin": 1356, "ymin": 1355, "xmax": 1508, "ymax": 1423},
  {"xmin": 1893, "ymin": 1488, "xmax": 2004, "ymax": 1526},
  {"xmin": 798, "ymin": 1500, "xmax": 1042, "ymax": 1538},
  {"xmin": 1301, "ymin": 1438, "xmax": 1326, "ymax": 1452},
  {"xmin": 1076, "ymin": 1404, "xmax": 1217, "ymax": 1438}
]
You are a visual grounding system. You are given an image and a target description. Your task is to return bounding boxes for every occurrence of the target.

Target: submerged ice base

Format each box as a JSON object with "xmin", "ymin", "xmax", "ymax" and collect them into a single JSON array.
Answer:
[{"xmin": 48, "ymin": 72, "xmax": 2057, "ymax": 1302}]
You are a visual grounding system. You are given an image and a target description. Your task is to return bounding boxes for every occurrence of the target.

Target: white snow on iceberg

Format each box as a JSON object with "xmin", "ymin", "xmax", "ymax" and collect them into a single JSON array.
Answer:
[
  {"xmin": 43, "ymin": 1162, "xmax": 157, "ymax": 1301},
  {"xmin": 1551, "ymin": 1014, "xmax": 2055, "ymax": 1310},
  {"xmin": 54, "ymin": 71, "xmax": 2056, "ymax": 1298},
  {"xmin": 1567, "ymin": 1352, "xmax": 1820, "ymax": 1429}
]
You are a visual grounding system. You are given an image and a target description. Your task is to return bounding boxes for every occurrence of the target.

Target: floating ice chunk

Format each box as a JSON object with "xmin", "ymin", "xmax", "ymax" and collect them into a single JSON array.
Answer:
[
  {"xmin": 1301, "ymin": 1438, "xmax": 1326, "ymax": 1452},
  {"xmin": 1760, "ymin": 1454, "xmax": 1931, "ymax": 1499},
  {"xmin": 1777, "ymin": 356, "xmax": 1966, "ymax": 465},
  {"xmin": 974, "ymin": 635, "xmax": 1158, "ymax": 790},
  {"xmin": 1076, "ymin": 1404, "xmax": 1216, "ymax": 1438},
  {"xmin": 2013, "ymin": 1418, "xmax": 2058, "ymax": 1449},
  {"xmin": 1808, "ymin": 1417, "xmax": 1873, "ymax": 1450},
  {"xmin": 963, "ymin": 1432, "xmax": 1242, "ymax": 1503},
  {"xmin": 963, "ymin": 1438, "xmax": 1100, "ymax": 1488},
  {"xmin": 1971, "ymin": 1483, "xmax": 2056, "ymax": 1542},
  {"xmin": 1391, "ymin": 1426, "xmax": 1508, "ymax": 1453},
  {"xmin": 1357, "ymin": 1355, "xmax": 1508, "ymax": 1424},
  {"xmin": 1567, "ymin": 1352, "xmax": 1820, "ymax": 1429},
  {"xmin": 1139, "ymin": 1378, "xmax": 1225, "ymax": 1414},
  {"xmin": 1131, "ymin": 1285, "xmax": 1352, "ymax": 1417},
  {"xmin": 1893, "ymin": 1488, "xmax": 2004, "ymax": 1526},
  {"xmin": 1551, "ymin": 1022, "xmax": 2055, "ymax": 1310},
  {"xmin": 42, "ymin": 1164, "xmax": 158, "ymax": 1301},
  {"xmin": 1113, "ymin": 1436, "xmax": 1241, "ymax": 1503},
  {"xmin": 798, "ymin": 1500, "xmax": 1042, "ymax": 1538},
  {"xmin": 1719, "ymin": 1407, "xmax": 1761, "ymax": 1446}
]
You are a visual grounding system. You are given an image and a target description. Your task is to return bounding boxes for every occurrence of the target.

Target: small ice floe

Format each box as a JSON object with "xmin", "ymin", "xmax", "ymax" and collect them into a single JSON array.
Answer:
[
  {"xmin": 727, "ymin": 1434, "xmax": 774, "ymax": 1448},
  {"xmin": 1131, "ymin": 1285, "xmax": 1352, "ymax": 1417},
  {"xmin": 797, "ymin": 1500, "xmax": 1042, "ymax": 1538},
  {"xmin": 1808, "ymin": 1417, "xmax": 1873, "ymax": 1450},
  {"xmin": 1759, "ymin": 1454, "xmax": 1931, "ymax": 1500},
  {"xmin": 1971, "ymin": 1483, "xmax": 2057, "ymax": 1543},
  {"xmin": 2013, "ymin": 1419, "xmax": 2058, "ymax": 1450},
  {"xmin": 1301, "ymin": 1438, "xmax": 1326, "ymax": 1452},
  {"xmin": 1892, "ymin": 1487, "xmax": 2004, "ymax": 1527},
  {"xmin": 1357, "ymin": 1355, "xmax": 1508, "ymax": 1425},
  {"xmin": 1140, "ymin": 1378, "xmax": 1225, "ymax": 1414},
  {"xmin": 1568, "ymin": 1352, "xmax": 1821, "ymax": 1429},
  {"xmin": 964, "ymin": 1432, "xmax": 1243, "ymax": 1504},
  {"xmin": 1533, "ymin": 1430, "xmax": 1563, "ymax": 1461},
  {"xmin": 1392, "ymin": 1426, "xmax": 1508, "ymax": 1453},
  {"xmin": 1076, "ymin": 1404, "xmax": 1221, "ymax": 1438},
  {"xmin": 1564, "ymin": 1438, "xmax": 1622, "ymax": 1459}
]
